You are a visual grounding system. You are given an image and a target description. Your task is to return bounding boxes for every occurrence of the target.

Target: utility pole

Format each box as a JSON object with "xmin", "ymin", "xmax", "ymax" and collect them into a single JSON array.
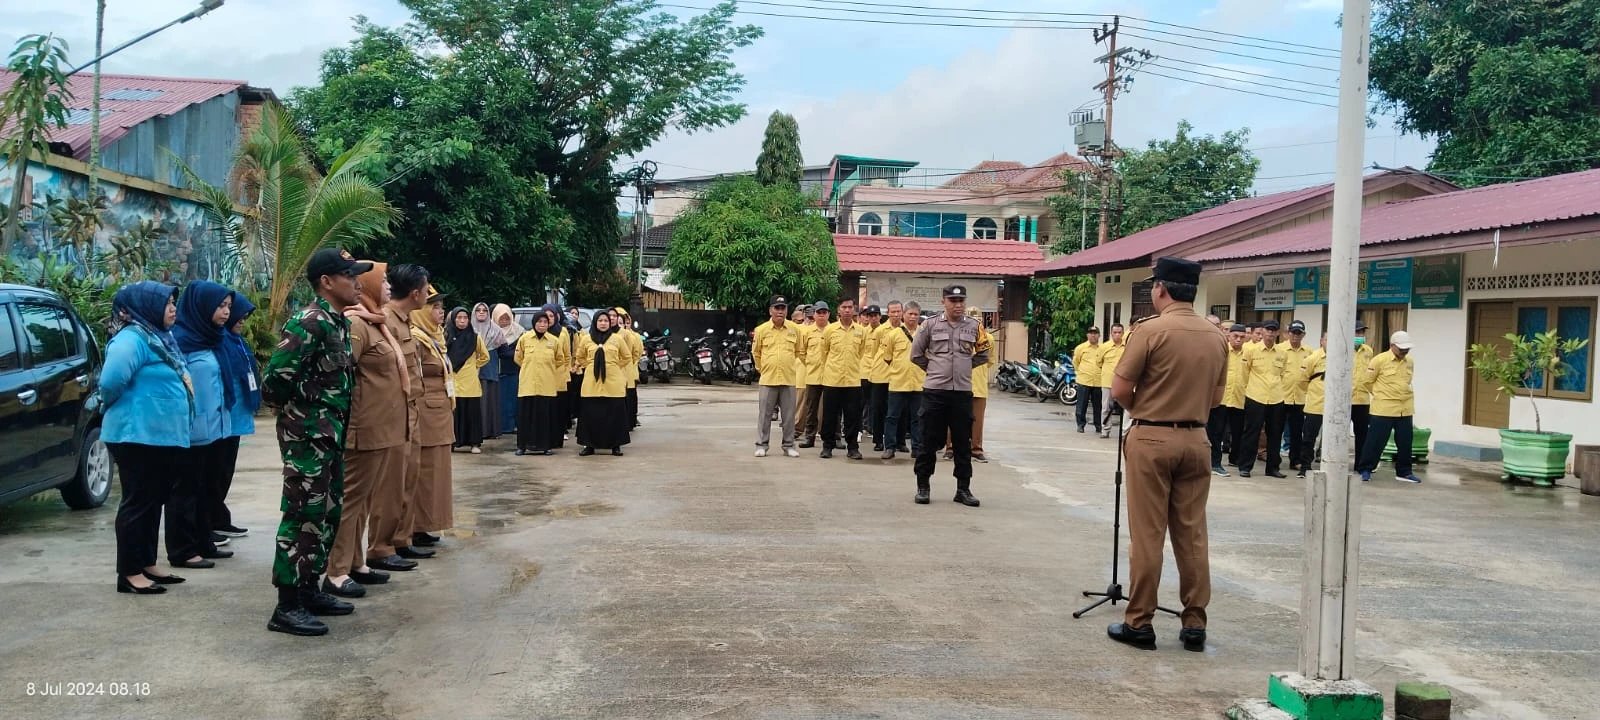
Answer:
[
  {"xmin": 1089, "ymin": 19, "xmax": 1147, "ymax": 247},
  {"xmin": 617, "ymin": 160, "xmax": 657, "ymax": 318}
]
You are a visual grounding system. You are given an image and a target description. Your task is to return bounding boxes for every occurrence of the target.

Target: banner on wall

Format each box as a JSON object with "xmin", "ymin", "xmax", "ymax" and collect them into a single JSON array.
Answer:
[
  {"xmin": 1254, "ymin": 270, "xmax": 1295, "ymax": 310},
  {"xmin": 863, "ymin": 275, "xmax": 998, "ymax": 312},
  {"xmin": 1410, "ymin": 254, "xmax": 1462, "ymax": 309},
  {"xmin": 1288, "ymin": 258, "xmax": 1414, "ymax": 305}
]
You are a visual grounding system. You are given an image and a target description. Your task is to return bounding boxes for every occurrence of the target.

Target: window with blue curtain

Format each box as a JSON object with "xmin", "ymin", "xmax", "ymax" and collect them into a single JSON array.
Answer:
[
  {"xmin": 1555, "ymin": 305, "xmax": 1591, "ymax": 394},
  {"xmin": 939, "ymin": 212, "xmax": 967, "ymax": 239},
  {"xmin": 913, "ymin": 212, "xmax": 940, "ymax": 238},
  {"xmin": 1517, "ymin": 306, "xmax": 1549, "ymax": 389},
  {"xmin": 889, "ymin": 211, "xmax": 914, "ymax": 236}
]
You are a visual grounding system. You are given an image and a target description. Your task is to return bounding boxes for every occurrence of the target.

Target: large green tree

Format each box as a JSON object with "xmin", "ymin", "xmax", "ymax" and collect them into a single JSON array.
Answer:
[
  {"xmin": 1370, "ymin": 0, "xmax": 1600, "ymax": 186},
  {"xmin": 754, "ymin": 111, "xmax": 802, "ymax": 188},
  {"xmin": 1032, "ymin": 120, "xmax": 1258, "ymax": 355},
  {"xmin": 290, "ymin": 1, "xmax": 761, "ymax": 303},
  {"xmin": 664, "ymin": 177, "xmax": 839, "ymax": 312}
]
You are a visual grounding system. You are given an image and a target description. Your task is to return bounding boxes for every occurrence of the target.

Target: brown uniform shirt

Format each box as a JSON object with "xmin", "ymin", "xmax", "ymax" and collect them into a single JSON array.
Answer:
[
  {"xmin": 1114, "ymin": 303, "xmax": 1228, "ymax": 424},
  {"xmin": 346, "ymin": 317, "xmax": 409, "ymax": 450},
  {"xmin": 383, "ymin": 306, "xmax": 424, "ymax": 442}
]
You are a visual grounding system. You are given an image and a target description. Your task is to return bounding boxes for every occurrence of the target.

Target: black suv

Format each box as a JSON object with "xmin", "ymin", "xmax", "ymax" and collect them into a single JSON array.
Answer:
[{"xmin": 0, "ymin": 283, "xmax": 110, "ymax": 509}]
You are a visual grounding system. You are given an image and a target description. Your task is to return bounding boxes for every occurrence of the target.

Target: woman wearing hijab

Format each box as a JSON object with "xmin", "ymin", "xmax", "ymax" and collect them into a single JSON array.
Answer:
[
  {"xmin": 614, "ymin": 307, "xmax": 644, "ymax": 429},
  {"xmin": 575, "ymin": 311, "xmax": 630, "ymax": 456},
  {"xmin": 447, "ymin": 306, "xmax": 490, "ymax": 453},
  {"xmin": 170, "ymin": 280, "xmax": 237, "ymax": 569},
  {"xmin": 562, "ymin": 307, "xmax": 584, "ymax": 432},
  {"xmin": 539, "ymin": 304, "xmax": 572, "ymax": 439},
  {"xmin": 212, "ymin": 290, "xmax": 260, "ymax": 540},
  {"xmin": 328, "ymin": 262, "xmax": 408, "ymax": 597},
  {"xmin": 492, "ymin": 304, "xmax": 524, "ymax": 434},
  {"xmin": 514, "ymin": 312, "xmax": 567, "ymax": 455},
  {"xmin": 409, "ymin": 287, "xmax": 456, "ymax": 544},
  {"xmin": 101, "ymin": 281, "xmax": 194, "ymax": 594},
  {"xmin": 471, "ymin": 303, "xmax": 504, "ymax": 439}
]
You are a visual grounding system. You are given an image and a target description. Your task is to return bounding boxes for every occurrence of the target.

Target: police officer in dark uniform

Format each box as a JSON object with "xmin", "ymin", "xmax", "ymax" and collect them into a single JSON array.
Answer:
[
  {"xmin": 910, "ymin": 285, "xmax": 989, "ymax": 507},
  {"xmin": 1106, "ymin": 257, "xmax": 1229, "ymax": 652}
]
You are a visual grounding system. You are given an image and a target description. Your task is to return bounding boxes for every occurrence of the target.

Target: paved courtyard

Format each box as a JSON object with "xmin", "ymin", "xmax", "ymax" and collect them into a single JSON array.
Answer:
[{"xmin": 1, "ymin": 383, "xmax": 1596, "ymax": 719}]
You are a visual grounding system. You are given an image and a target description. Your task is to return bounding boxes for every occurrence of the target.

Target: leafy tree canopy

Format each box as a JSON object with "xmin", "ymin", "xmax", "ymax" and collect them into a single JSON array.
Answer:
[
  {"xmin": 664, "ymin": 177, "xmax": 840, "ymax": 312},
  {"xmin": 755, "ymin": 111, "xmax": 803, "ymax": 188},
  {"xmin": 289, "ymin": 1, "xmax": 761, "ymax": 303},
  {"xmin": 1370, "ymin": 0, "xmax": 1600, "ymax": 185}
]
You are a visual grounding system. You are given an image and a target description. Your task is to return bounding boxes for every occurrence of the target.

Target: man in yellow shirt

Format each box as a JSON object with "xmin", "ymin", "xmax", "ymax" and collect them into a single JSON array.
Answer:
[
  {"xmin": 858, "ymin": 305, "xmax": 886, "ymax": 450},
  {"xmin": 796, "ymin": 302, "xmax": 831, "ymax": 447},
  {"xmin": 870, "ymin": 302, "xmax": 904, "ymax": 452},
  {"xmin": 1097, "ymin": 323, "xmax": 1127, "ymax": 438},
  {"xmin": 1357, "ymin": 331, "xmax": 1419, "ymax": 483},
  {"xmin": 1208, "ymin": 324, "xmax": 1249, "ymax": 475},
  {"xmin": 1351, "ymin": 319, "xmax": 1375, "ymax": 460},
  {"xmin": 1072, "ymin": 327, "xmax": 1105, "ymax": 433},
  {"xmin": 1293, "ymin": 331, "xmax": 1329, "ymax": 478},
  {"xmin": 1277, "ymin": 320, "xmax": 1314, "ymax": 471},
  {"xmin": 878, "ymin": 303, "xmax": 924, "ymax": 459},
  {"xmin": 817, "ymin": 298, "xmax": 868, "ymax": 459},
  {"xmin": 1237, "ymin": 320, "xmax": 1289, "ymax": 478},
  {"xmin": 752, "ymin": 296, "xmax": 803, "ymax": 458}
]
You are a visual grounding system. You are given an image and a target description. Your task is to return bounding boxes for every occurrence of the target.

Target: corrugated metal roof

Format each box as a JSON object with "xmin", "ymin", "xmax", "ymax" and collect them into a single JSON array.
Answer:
[
  {"xmin": 941, "ymin": 161, "xmax": 1026, "ymax": 188},
  {"xmin": 834, "ymin": 234, "xmax": 1044, "ymax": 276},
  {"xmin": 0, "ymin": 71, "xmax": 248, "ymax": 160},
  {"xmin": 1191, "ymin": 168, "xmax": 1600, "ymax": 262}
]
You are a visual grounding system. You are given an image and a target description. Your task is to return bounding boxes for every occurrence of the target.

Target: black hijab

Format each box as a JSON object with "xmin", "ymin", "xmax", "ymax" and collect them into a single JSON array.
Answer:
[
  {"xmin": 445, "ymin": 306, "xmax": 477, "ymax": 370},
  {"xmin": 589, "ymin": 315, "xmax": 616, "ymax": 383}
]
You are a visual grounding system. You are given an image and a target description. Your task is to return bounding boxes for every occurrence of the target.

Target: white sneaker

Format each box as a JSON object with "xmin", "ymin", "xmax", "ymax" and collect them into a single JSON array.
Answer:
[
  {"xmin": 470, "ymin": 447, "xmax": 481, "ymax": 454},
  {"xmin": 784, "ymin": 447, "xmax": 800, "ymax": 457},
  {"xmin": 754, "ymin": 448, "xmax": 768, "ymax": 457}
]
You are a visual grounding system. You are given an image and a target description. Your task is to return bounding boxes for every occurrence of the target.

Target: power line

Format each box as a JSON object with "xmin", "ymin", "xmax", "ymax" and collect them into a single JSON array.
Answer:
[
  {"xmin": 1122, "ymin": 32, "xmax": 1338, "ymax": 72},
  {"xmin": 1123, "ymin": 17, "xmax": 1336, "ymax": 53},
  {"xmin": 1135, "ymin": 68, "xmax": 1337, "ymax": 108},
  {"xmin": 1150, "ymin": 53, "xmax": 1336, "ymax": 89},
  {"xmin": 1143, "ymin": 61, "xmax": 1339, "ymax": 99}
]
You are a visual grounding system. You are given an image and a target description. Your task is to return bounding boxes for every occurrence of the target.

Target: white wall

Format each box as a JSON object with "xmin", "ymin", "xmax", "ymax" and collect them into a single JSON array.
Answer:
[{"xmin": 1093, "ymin": 271, "xmax": 1134, "ymax": 332}]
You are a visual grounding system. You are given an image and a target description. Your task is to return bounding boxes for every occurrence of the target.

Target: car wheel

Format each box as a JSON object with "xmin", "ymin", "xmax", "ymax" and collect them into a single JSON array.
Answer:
[{"xmin": 60, "ymin": 426, "xmax": 113, "ymax": 510}]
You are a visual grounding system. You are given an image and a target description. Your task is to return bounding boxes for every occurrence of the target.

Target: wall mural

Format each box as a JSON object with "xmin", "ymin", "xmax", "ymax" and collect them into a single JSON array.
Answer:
[{"xmin": 1, "ymin": 161, "xmax": 230, "ymax": 285}]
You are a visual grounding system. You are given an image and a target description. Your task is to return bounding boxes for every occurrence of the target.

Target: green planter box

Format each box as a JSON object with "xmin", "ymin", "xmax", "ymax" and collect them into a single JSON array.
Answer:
[
  {"xmin": 1381, "ymin": 426, "xmax": 1431, "ymax": 464},
  {"xmin": 1500, "ymin": 429, "xmax": 1573, "ymax": 486}
]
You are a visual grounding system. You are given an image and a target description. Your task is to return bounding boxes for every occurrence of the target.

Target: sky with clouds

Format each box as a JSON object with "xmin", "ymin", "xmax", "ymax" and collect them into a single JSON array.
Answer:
[{"xmin": 2, "ymin": 0, "xmax": 1436, "ymax": 196}]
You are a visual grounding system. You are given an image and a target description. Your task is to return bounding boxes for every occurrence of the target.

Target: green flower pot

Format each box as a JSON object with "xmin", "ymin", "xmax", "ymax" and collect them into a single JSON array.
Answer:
[
  {"xmin": 1500, "ymin": 429, "xmax": 1573, "ymax": 486},
  {"xmin": 1381, "ymin": 426, "xmax": 1431, "ymax": 464}
]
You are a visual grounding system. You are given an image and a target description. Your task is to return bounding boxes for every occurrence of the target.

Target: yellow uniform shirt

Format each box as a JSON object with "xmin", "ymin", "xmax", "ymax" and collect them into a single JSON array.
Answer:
[
  {"xmin": 619, "ymin": 328, "xmax": 643, "ymax": 388},
  {"xmin": 1277, "ymin": 341, "xmax": 1314, "ymax": 405},
  {"xmin": 1097, "ymin": 341, "xmax": 1125, "ymax": 389},
  {"xmin": 1366, "ymin": 350, "xmax": 1415, "ymax": 417},
  {"xmin": 576, "ymin": 332, "xmax": 629, "ymax": 398},
  {"xmin": 803, "ymin": 322, "xmax": 830, "ymax": 386},
  {"xmin": 819, "ymin": 321, "xmax": 867, "ymax": 388},
  {"xmin": 1352, "ymin": 343, "xmax": 1375, "ymax": 405},
  {"xmin": 1072, "ymin": 341, "xmax": 1104, "ymax": 387},
  {"xmin": 1224, "ymin": 346, "xmax": 1248, "ymax": 409},
  {"xmin": 1298, "ymin": 348, "xmax": 1327, "ymax": 415},
  {"xmin": 449, "ymin": 337, "xmax": 490, "ymax": 398},
  {"xmin": 868, "ymin": 323, "xmax": 897, "ymax": 384},
  {"xmin": 1243, "ymin": 341, "xmax": 1287, "ymax": 405},
  {"xmin": 858, "ymin": 322, "xmax": 881, "ymax": 381},
  {"xmin": 752, "ymin": 320, "xmax": 802, "ymax": 387},
  {"xmin": 971, "ymin": 327, "xmax": 996, "ymax": 399},
  {"xmin": 878, "ymin": 322, "xmax": 926, "ymax": 392},
  {"xmin": 514, "ymin": 330, "xmax": 568, "ymax": 397},
  {"xmin": 793, "ymin": 324, "xmax": 810, "ymax": 389}
]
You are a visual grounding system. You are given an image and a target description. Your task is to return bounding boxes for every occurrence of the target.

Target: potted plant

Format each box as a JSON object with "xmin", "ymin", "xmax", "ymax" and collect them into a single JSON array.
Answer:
[{"xmin": 1468, "ymin": 329, "xmax": 1591, "ymax": 486}]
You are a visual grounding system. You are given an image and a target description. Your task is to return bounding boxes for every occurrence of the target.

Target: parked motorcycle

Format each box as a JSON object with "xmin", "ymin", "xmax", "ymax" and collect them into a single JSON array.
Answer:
[
  {"xmin": 641, "ymin": 329, "xmax": 673, "ymax": 383},
  {"xmin": 686, "ymin": 330, "xmax": 717, "ymax": 384},
  {"xmin": 996, "ymin": 361, "xmax": 1030, "ymax": 394}
]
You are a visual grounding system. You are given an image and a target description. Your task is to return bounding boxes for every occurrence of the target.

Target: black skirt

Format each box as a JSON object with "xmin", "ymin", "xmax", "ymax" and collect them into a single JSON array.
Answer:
[
  {"xmin": 517, "ymin": 396, "xmax": 560, "ymax": 452},
  {"xmin": 481, "ymin": 379, "xmax": 501, "ymax": 438},
  {"xmin": 577, "ymin": 396, "xmax": 630, "ymax": 450},
  {"xmin": 454, "ymin": 396, "xmax": 484, "ymax": 447}
]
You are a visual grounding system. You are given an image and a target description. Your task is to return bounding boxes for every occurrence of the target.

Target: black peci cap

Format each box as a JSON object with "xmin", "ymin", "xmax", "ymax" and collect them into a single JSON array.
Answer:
[
  {"xmin": 1289, "ymin": 320, "xmax": 1306, "ymax": 333},
  {"xmin": 942, "ymin": 285, "xmax": 967, "ymax": 299},
  {"xmin": 306, "ymin": 248, "xmax": 373, "ymax": 284},
  {"xmin": 769, "ymin": 295, "xmax": 788, "ymax": 308},
  {"xmin": 1263, "ymin": 320, "xmax": 1280, "ymax": 331},
  {"xmin": 1229, "ymin": 324, "xmax": 1247, "ymax": 333},
  {"xmin": 863, "ymin": 305, "xmax": 881, "ymax": 315},
  {"xmin": 1148, "ymin": 256, "xmax": 1202, "ymax": 285}
]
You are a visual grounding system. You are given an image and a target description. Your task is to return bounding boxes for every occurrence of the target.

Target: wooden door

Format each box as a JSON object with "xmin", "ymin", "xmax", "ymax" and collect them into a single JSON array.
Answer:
[{"xmin": 1467, "ymin": 301, "xmax": 1512, "ymax": 428}]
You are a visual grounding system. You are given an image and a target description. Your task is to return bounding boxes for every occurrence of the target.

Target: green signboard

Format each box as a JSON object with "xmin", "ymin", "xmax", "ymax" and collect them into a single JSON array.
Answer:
[
  {"xmin": 1410, "ymin": 254, "xmax": 1463, "ymax": 309},
  {"xmin": 1291, "ymin": 259, "xmax": 1414, "ymax": 305}
]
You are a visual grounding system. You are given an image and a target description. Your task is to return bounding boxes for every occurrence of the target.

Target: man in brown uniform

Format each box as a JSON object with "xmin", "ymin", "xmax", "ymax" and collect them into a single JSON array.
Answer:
[
  {"xmin": 1107, "ymin": 257, "xmax": 1228, "ymax": 652},
  {"xmin": 366, "ymin": 264, "xmax": 428, "ymax": 573}
]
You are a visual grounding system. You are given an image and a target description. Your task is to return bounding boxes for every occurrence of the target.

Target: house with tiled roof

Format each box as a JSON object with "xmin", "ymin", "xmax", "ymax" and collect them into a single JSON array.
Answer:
[{"xmin": 0, "ymin": 71, "xmax": 278, "ymax": 280}]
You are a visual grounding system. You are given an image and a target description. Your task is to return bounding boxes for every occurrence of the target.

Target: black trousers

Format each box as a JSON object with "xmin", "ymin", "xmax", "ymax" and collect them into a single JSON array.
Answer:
[
  {"xmin": 518, "ymin": 396, "xmax": 560, "ymax": 451},
  {"xmin": 626, "ymin": 386, "xmax": 639, "ymax": 428},
  {"xmin": 110, "ymin": 443, "xmax": 180, "ymax": 576},
  {"xmin": 166, "ymin": 443, "xmax": 217, "ymax": 563},
  {"xmin": 884, "ymin": 391, "xmax": 921, "ymax": 453},
  {"xmin": 1358, "ymin": 414, "xmax": 1414, "ymax": 476},
  {"xmin": 1282, "ymin": 403, "xmax": 1306, "ymax": 470},
  {"xmin": 1238, "ymin": 399, "xmax": 1284, "ymax": 475},
  {"xmin": 868, "ymin": 381, "xmax": 889, "ymax": 443},
  {"xmin": 821, "ymin": 385, "xmax": 864, "ymax": 451},
  {"xmin": 205, "ymin": 436, "xmax": 242, "ymax": 532},
  {"xmin": 916, "ymin": 389, "xmax": 973, "ymax": 489},
  {"xmin": 1075, "ymin": 384, "xmax": 1103, "ymax": 430},
  {"xmin": 1299, "ymin": 413, "xmax": 1324, "ymax": 470},
  {"xmin": 1351, "ymin": 404, "xmax": 1370, "ymax": 462},
  {"xmin": 1206, "ymin": 405, "xmax": 1235, "ymax": 468}
]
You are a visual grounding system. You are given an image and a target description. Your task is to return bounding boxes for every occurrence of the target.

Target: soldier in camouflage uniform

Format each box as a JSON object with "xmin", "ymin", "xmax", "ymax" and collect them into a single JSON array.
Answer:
[{"xmin": 263, "ymin": 248, "xmax": 369, "ymax": 637}]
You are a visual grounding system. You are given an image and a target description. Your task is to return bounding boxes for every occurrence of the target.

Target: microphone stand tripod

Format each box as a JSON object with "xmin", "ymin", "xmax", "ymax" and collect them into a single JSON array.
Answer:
[{"xmin": 1074, "ymin": 409, "xmax": 1181, "ymax": 619}]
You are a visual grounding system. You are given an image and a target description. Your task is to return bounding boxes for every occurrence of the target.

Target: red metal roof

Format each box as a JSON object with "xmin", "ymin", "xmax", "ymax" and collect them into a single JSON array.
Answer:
[
  {"xmin": 941, "ymin": 160, "xmax": 1026, "ymax": 189},
  {"xmin": 0, "ymin": 71, "xmax": 249, "ymax": 160},
  {"xmin": 833, "ymin": 234, "xmax": 1045, "ymax": 276},
  {"xmin": 1011, "ymin": 152, "xmax": 1094, "ymax": 188},
  {"xmin": 1192, "ymin": 168, "xmax": 1600, "ymax": 262}
]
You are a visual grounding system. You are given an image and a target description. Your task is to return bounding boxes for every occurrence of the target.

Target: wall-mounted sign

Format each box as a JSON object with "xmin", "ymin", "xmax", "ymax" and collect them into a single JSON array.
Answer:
[
  {"xmin": 1410, "ymin": 254, "xmax": 1462, "ymax": 309},
  {"xmin": 1254, "ymin": 270, "xmax": 1296, "ymax": 310},
  {"xmin": 1287, "ymin": 259, "xmax": 1414, "ymax": 305}
]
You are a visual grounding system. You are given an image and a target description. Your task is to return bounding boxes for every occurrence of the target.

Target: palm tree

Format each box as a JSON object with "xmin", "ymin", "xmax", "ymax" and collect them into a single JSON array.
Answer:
[
  {"xmin": 182, "ymin": 104, "xmax": 400, "ymax": 330},
  {"xmin": 1, "ymin": 34, "xmax": 73, "ymax": 256}
]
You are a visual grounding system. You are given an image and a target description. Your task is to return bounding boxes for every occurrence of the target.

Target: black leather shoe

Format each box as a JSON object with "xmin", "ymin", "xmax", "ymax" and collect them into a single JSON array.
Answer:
[
  {"xmin": 914, "ymin": 489, "xmax": 930, "ymax": 505},
  {"xmin": 579, "ymin": 446, "xmax": 595, "ymax": 457},
  {"xmin": 953, "ymin": 491, "xmax": 981, "ymax": 508},
  {"xmin": 300, "ymin": 589, "xmax": 355, "ymax": 616},
  {"xmin": 268, "ymin": 606, "xmax": 328, "ymax": 636},
  {"xmin": 819, "ymin": 447, "xmax": 833, "ymax": 459},
  {"xmin": 323, "ymin": 577, "xmax": 366, "ymax": 598},
  {"xmin": 142, "ymin": 571, "xmax": 186, "ymax": 585},
  {"xmin": 798, "ymin": 439, "xmax": 815, "ymax": 448},
  {"xmin": 880, "ymin": 449, "xmax": 896, "ymax": 460},
  {"xmin": 1238, "ymin": 471, "xmax": 1252, "ymax": 478},
  {"xmin": 199, "ymin": 548, "xmax": 234, "ymax": 559},
  {"xmin": 369, "ymin": 555, "xmax": 418, "ymax": 572},
  {"xmin": 396, "ymin": 545, "xmax": 435, "ymax": 560},
  {"xmin": 1266, "ymin": 471, "xmax": 1288, "ymax": 479},
  {"xmin": 846, "ymin": 449, "xmax": 863, "ymax": 460},
  {"xmin": 173, "ymin": 558, "xmax": 216, "ymax": 569},
  {"xmin": 873, "ymin": 445, "xmax": 883, "ymax": 452},
  {"xmin": 351, "ymin": 569, "xmax": 390, "ymax": 584},
  {"xmin": 117, "ymin": 576, "xmax": 167, "ymax": 594},
  {"xmin": 1107, "ymin": 623, "xmax": 1157, "ymax": 649},
  {"xmin": 1179, "ymin": 627, "xmax": 1206, "ymax": 652},
  {"xmin": 611, "ymin": 448, "xmax": 624, "ymax": 456},
  {"xmin": 1296, "ymin": 469, "xmax": 1307, "ymax": 478},
  {"xmin": 413, "ymin": 532, "xmax": 440, "ymax": 547}
]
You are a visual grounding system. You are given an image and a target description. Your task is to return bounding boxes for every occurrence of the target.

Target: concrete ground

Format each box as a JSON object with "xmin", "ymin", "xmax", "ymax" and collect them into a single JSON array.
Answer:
[{"xmin": 1, "ymin": 383, "xmax": 1596, "ymax": 720}]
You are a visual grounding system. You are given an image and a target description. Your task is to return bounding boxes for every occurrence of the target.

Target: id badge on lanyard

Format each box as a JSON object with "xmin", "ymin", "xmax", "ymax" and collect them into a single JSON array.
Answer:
[
  {"xmin": 445, "ymin": 375, "xmax": 457, "ymax": 398},
  {"xmin": 246, "ymin": 372, "xmax": 259, "ymax": 392}
]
